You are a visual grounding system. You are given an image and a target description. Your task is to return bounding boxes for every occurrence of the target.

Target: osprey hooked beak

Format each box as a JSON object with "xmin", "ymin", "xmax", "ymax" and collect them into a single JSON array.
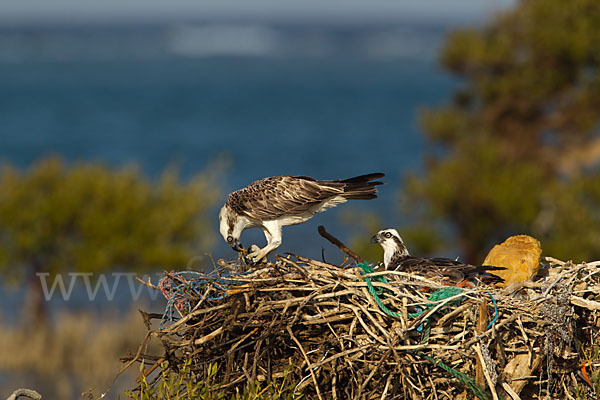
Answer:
[
  {"xmin": 227, "ymin": 236, "xmax": 243, "ymax": 252},
  {"xmin": 370, "ymin": 233, "xmax": 383, "ymax": 244}
]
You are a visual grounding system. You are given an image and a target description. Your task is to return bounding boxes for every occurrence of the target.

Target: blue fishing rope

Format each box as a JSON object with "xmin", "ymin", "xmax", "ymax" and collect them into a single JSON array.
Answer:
[
  {"xmin": 486, "ymin": 291, "xmax": 499, "ymax": 330},
  {"xmin": 158, "ymin": 269, "xmax": 247, "ymax": 327}
]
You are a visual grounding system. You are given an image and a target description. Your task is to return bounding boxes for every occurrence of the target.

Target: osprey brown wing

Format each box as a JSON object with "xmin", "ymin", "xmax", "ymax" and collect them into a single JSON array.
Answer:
[
  {"xmin": 226, "ymin": 173, "xmax": 384, "ymax": 221},
  {"xmin": 227, "ymin": 176, "xmax": 343, "ymax": 220},
  {"xmin": 394, "ymin": 256, "xmax": 466, "ymax": 281},
  {"xmin": 393, "ymin": 256, "xmax": 506, "ymax": 284}
]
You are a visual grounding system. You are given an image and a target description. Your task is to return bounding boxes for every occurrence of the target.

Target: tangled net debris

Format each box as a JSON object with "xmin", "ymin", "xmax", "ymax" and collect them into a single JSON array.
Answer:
[{"xmin": 116, "ymin": 231, "xmax": 600, "ymax": 400}]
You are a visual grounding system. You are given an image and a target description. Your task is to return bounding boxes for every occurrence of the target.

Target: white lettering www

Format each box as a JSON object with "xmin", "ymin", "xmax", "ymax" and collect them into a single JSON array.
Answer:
[
  {"xmin": 37, "ymin": 272, "xmax": 81, "ymax": 301},
  {"xmin": 37, "ymin": 272, "xmax": 163, "ymax": 302},
  {"xmin": 81, "ymin": 273, "xmax": 122, "ymax": 301}
]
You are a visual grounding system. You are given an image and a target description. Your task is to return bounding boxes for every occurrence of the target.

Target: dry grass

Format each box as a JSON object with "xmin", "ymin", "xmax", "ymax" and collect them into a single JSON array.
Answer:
[{"xmin": 0, "ymin": 306, "xmax": 160, "ymax": 399}]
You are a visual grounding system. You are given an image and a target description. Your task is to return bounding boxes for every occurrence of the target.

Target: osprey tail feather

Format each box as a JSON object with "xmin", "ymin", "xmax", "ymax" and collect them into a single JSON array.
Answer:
[{"xmin": 336, "ymin": 173, "xmax": 386, "ymax": 200}]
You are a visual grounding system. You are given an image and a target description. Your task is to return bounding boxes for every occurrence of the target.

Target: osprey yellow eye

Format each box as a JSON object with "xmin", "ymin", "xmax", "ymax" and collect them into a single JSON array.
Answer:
[
  {"xmin": 384, "ymin": 232, "xmax": 392, "ymax": 238},
  {"xmin": 227, "ymin": 236, "xmax": 234, "ymax": 243}
]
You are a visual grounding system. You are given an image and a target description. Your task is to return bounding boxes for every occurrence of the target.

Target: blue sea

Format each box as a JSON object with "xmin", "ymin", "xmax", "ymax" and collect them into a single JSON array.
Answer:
[
  {"xmin": 0, "ymin": 20, "xmax": 465, "ymax": 399},
  {"xmin": 0, "ymin": 22, "xmax": 460, "ymax": 316}
]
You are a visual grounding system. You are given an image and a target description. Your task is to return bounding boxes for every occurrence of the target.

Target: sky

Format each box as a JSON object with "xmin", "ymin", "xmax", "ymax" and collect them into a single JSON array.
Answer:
[{"xmin": 0, "ymin": 0, "xmax": 516, "ymax": 25}]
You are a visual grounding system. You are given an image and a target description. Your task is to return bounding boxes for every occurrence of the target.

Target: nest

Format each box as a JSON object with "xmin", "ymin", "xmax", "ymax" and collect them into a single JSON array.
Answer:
[{"xmin": 117, "ymin": 235, "xmax": 600, "ymax": 400}]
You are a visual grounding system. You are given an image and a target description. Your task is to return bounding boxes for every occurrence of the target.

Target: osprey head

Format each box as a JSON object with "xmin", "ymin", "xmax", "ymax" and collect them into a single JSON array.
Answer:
[
  {"xmin": 219, "ymin": 204, "xmax": 243, "ymax": 252},
  {"xmin": 371, "ymin": 228, "xmax": 409, "ymax": 268},
  {"xmin": 370, "ymin": 228, "xmax": 406, "ymax": 247}
]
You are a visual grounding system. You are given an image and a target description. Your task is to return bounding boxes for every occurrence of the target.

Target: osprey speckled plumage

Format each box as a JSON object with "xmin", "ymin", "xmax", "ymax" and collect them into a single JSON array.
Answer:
[{"xmin": 219, "ymin": 173, "xmax": 385, "ymax": 264}]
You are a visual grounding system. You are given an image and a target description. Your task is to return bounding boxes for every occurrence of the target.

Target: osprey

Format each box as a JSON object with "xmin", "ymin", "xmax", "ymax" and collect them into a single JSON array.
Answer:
[
  {"xmin": 219, "ymin": 173, "xmax": 385, "ymax": 264},
  {"xmin": 370, "ymin": 228, "xmax": 505, "ymax": 285}
]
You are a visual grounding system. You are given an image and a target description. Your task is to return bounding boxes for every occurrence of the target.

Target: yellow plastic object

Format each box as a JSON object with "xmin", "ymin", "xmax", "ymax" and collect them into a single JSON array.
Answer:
[{"xmin": 483, "ymin": 235, "xmax": 542, "ymax": 287}]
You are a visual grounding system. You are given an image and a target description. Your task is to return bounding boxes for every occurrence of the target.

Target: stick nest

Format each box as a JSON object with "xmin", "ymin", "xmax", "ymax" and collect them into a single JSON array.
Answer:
[{"xmin": 122, "ymin": 253, "xmax": 600, "ymax": 399}]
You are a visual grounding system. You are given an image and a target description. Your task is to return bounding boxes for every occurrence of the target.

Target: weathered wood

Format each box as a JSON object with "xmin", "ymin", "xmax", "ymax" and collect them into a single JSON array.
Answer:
[{"xmin": 6, "ymin": 389, "xmax": 42, "ymax": 400}]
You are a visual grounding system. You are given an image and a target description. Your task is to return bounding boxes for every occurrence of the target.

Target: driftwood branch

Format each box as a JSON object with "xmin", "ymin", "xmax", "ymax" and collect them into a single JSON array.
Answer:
[
  {"xmin": 317, "ymin": 225, "xmax": 364, "ymax": 263},
  {"xmin": 6, "ymin": 389, "xmax": 42, "ymax": 400}
]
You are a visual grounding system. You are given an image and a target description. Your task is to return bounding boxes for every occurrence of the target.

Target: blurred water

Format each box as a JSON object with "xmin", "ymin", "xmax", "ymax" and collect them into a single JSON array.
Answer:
[
  {"xmin": 0, "ymin": 21, "xmax": 464, "ymax": 399},
  {"xmin": 0, "ymin": 23, "xmax": 459, "ymax": 317}
]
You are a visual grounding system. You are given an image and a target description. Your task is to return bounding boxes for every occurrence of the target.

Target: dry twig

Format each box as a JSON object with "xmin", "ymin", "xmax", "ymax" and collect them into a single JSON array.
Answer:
[{"xmin": 113, "ymin": 250, "xmax": 600, "ymax": 400}]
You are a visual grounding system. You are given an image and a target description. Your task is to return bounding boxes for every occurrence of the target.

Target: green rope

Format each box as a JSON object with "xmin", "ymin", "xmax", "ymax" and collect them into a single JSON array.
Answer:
[
  {"xmin": 418, "ymin": 352, "xmax": 494, "ymax": 400},
  {"xmin": 358, "ymin": 262, "xmax": 400, "ymax": 318},
  {"xmin": 357, "ymin": 263, "xmax": 501, "ymax": 400},
  {"xmin": 357, "ymin": 262, "xmax": 464, "ymax": 319},
  {"xmin": 408, "ymin": 285, "xmax": 463, "ymax": 318}
]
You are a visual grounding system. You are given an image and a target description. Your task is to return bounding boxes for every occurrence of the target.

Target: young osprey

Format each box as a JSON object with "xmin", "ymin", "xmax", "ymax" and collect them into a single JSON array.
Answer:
[
  {"xmin": 219, "ymin": 173, "xmax": 385, "ymax": 264},
  {"xmin": 370, "ymin": 228, "xmax": 505, "ymax": 285}
]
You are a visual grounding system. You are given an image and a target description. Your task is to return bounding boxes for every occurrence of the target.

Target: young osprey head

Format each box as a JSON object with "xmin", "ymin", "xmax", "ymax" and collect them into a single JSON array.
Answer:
[
  {"xmin": 219, "ymin": 204, "xmax": 244, "ymax": 251},
  {"xmin": 370, "ymin": 228, "xmax": 409, "ymax": 269}
]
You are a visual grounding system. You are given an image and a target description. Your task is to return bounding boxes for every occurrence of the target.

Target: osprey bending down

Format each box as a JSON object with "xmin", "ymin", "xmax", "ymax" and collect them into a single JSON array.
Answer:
[
  {"xmin": 219, "ymin": 173, "xmax": 385, "ymax": 264},
  {"xmin": 370, "ymin": 228, "xmax": 505, "ymax": 285}
]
